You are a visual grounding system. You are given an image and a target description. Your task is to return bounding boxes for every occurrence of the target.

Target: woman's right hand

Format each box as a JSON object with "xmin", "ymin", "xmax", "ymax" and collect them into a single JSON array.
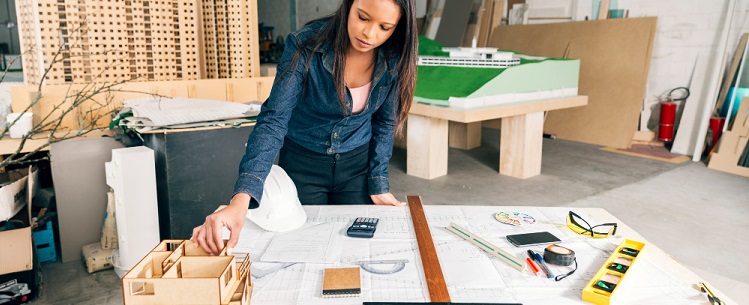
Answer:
[{"xmin": 191, "ymin": 193, "xmax": 251, "ymax": 255}]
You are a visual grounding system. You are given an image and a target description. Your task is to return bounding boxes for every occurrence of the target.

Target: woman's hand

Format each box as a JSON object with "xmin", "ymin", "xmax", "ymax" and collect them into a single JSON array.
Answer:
[
  {"xmin": 191, "ymin": 193, "xmax": 251, "ymax": 255},
  {"xmin": 371, "ymin": 193, "xmax": 406, "ymax": 206}
]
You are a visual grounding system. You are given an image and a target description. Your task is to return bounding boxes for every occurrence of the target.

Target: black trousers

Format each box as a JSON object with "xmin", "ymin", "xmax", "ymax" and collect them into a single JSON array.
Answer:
[{"xmin": 278, "ymin": 138, "xmax": 374, "ymax": 205}]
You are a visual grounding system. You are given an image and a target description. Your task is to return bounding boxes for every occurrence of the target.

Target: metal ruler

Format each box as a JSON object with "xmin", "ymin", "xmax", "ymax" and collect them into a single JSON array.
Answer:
[
  {"xmin": 407, "ymin": 195, "xmax": 451, "ymax": 303},
  {"xmin": 446, "ymin": 222, "xmax": 525, "ymax": 272}
]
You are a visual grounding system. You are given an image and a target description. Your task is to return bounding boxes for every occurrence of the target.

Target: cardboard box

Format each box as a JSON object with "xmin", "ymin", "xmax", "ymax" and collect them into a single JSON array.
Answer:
[
  {"xmin": 0, "ymin": 168, "xmax": 38, "ymax": 221},
  {"xmin": 0, "ymin": 166, "xmax": 40, "ymax": 304},
  {"xmin": 0, "ymin": 167, "xmax": 37, "ymax": 275}
]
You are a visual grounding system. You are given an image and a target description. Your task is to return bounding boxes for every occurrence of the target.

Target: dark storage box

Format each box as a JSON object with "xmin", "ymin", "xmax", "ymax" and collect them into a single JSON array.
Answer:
[{"xmin": 142, "ymin": 125, "xmax": 254, "ymax": 239}]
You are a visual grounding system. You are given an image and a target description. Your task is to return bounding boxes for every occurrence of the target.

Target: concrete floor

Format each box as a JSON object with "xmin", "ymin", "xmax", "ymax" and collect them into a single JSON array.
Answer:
[{"xmin": 28, "ymin": 127, "xmax": 749, "ymax": 304}]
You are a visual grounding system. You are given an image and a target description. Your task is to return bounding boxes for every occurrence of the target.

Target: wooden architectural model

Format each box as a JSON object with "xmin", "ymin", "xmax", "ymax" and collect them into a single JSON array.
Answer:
[
  {"xmin": 14, "ymin": 0, "xmax": 259, "ymax": 86},
  {"xmin": 200, "ymin": 0, "xmax": 259, "ymax": 79},
  {"xmin": 122, "ymin": 240, "xmax": 252, "ymax": 305}
]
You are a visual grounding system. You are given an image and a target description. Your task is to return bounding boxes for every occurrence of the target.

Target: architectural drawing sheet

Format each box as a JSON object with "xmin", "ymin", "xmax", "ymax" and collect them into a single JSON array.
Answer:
[{"xmin": 225, "ymin": 205, "xmax": 706, "ymax": 305}]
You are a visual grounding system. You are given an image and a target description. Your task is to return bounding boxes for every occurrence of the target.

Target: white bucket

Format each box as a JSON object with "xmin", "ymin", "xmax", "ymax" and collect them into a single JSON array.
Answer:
[
  {"xmin": 112, "ymin": 249, "xmax": 128, "ymax": 278},
  {"xmin": 6, "ymin": 112, "xmax": 33, "ymax": 138}
]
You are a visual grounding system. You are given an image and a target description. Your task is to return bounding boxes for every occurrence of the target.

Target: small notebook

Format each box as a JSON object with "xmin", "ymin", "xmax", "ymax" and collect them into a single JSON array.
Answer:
[{"xmin": 322, "ymin": 267, "xmax": 361, "ymax": 298}]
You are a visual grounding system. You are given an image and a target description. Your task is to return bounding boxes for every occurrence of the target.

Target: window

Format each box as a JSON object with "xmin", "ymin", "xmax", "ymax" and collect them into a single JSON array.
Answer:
[
  {"xmin": 223, "ymin": 269, "xmax": 233, "ymax": 287},
  {"xmin": 129, "ymin": 282, "xmax": 155, "ymax": 296}
]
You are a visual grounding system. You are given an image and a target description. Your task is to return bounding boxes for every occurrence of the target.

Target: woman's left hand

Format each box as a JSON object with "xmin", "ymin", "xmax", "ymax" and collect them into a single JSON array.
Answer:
[{"xmin": 371, "ymin": 193, "xmax": 406, "ymax": 206}]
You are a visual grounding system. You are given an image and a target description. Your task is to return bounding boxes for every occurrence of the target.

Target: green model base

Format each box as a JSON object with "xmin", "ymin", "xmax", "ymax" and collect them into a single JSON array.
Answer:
[{"xmin": 414, "ymin": 36, "xmax": 580, "ymax": 107}]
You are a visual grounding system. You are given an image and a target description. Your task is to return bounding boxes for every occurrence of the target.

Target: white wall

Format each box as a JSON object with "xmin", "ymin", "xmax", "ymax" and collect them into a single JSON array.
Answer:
[
  {"xmin": 265, "ymin": 0, "xmax": 429, "ymax": 40},
  {"xmin": 255, "ymin": 0, "xmax": 343, "ymax": 42},
  {"xmin": 296, "ymin": 0, "xmax": 341, "ymax": 30},
  {"xmin": 257, "ymin": 0, "xmax": 292, "ymax": 42},
  {"xmin": 619, "ymin": 0, "xmax": 749, "ymax": 132}
]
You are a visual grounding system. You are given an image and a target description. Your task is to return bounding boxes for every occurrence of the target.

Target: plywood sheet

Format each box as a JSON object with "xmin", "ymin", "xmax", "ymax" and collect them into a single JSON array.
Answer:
[
  {"xmin": 50, "ymin": 137, "xmax": 125, "ymax": 262},
  {"xmin": 715, "ymin": 34, "xmax": 748, "ymax": 115},
  {"xmin": 434, "ymin": 0, "xmax": 472, "ymax": 47},
  {"xmin": 490, "ymin": 17, "xmax": 657, "ymax": 148}
]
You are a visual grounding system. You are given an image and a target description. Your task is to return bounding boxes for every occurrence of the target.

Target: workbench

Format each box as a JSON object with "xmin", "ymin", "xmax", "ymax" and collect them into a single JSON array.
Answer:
[
  {"xmin": 229, "ymin": 204, "xmax": 734, "ymax": 305},
  {"xmin": 407, "ymin": 96, "xmax": 588, "ymax": 180}
]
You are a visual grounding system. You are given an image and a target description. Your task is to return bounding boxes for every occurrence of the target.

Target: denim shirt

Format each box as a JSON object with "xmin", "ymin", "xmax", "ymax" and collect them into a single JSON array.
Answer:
[{"xmin": 233, "ymin": 20, "xmax": 401, "ymax": 206}]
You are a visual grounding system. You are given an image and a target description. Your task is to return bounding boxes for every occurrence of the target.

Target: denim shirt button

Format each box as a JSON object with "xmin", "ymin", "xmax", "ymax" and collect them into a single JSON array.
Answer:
[
  {"xmin": 327, "ymin": 148, "xmax": 333, "ymax": 154},
  {"xmin": 333, "ymin": 132, "xmax": 338, "ymax": 138}
]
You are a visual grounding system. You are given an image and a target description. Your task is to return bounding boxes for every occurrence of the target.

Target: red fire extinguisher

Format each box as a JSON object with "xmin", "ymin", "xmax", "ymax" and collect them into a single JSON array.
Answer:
[{"xmin": 658, "ymin": 87, "xmax": 690, "ymax": 142}]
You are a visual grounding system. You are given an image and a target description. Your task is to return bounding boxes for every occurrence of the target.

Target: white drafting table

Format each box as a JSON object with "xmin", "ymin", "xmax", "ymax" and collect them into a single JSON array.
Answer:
[
  {"xmin": 229, "ymin": 205, "xmax": 735, "ymax": 305},
  {"xmin": 407, "ymin": 96, "xmax": 588, "ymax": 180}
]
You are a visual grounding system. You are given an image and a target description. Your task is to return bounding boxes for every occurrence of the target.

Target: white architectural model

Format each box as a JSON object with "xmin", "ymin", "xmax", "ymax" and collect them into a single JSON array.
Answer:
[
  {"xmin": 122, "ymin": 240, "xmax": 251, "ymax": 305},
  {"xmin": 417, "ymin": 47, "xmax": 520, "ymax": 68}
]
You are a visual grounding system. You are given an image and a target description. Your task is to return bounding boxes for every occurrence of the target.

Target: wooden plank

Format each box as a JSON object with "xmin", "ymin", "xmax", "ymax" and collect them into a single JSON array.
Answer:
[
  {"xmin": 257, "ymin": 78, "xmax": 274, "ymax": 101},
  {"xmin": 407, "ymin": 114, "xmax": 449, "ymax": 179},
  {"xmin": 449, "ymin": 122, "xmax": 482, "ymax": 149},
  {"xmin": 0, "ymin": 130, "xmax": 114, "ymax": 155},
  {"xmin": 477, "ymin": 0, "xmax": 494, "ymax": 47},
  {"xmin": 410, "ymin": 96, "xmax": 588, "ymax": 123},
  {"xmin": 248, "ymin": 0, "xmax": 261, "ymax": 78},
  {"xmin": 9, "ymin": 77, "xmax": 274, "ymax": 130},
  {"xmin": 425, "ymin": 8, "xmax": 443, "ymax": 39},
  {"xmin": 491, "ymin": 18, "xmax": 657, "ymax": 148},
  {"xmin": 487, "ymin": 0, "xmax": 505, "ymax": 42},
  {"xmin": 715, "ymin": 33, "xmax": 749, "ymax": 116},
  {"xmin": 632, "ymin": 130, "xmax": 656, "ymax": 142},
  {"xmin": 460, "ymin": 1, "xmax": 483, "ymax": 47},
  {"xmin": 600, "ymin": 146, "xmax": 690, "ymax": 164},
  {"xmin": 598, "ymin": 0, "xmax": 610, "ymax": 20},
  {"xmin": 500, "ymin": 112, "xmax": 544, "ymax": 178},
  {"xmin": 406, "ymin": 196, "xmax": 450, "ymax": 303}
]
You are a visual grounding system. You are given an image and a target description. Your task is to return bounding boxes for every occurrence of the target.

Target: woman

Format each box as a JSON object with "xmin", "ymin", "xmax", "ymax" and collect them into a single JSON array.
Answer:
[{"xmin": 193, "ymin": 0, "xmax": 418, "ymax": 254}]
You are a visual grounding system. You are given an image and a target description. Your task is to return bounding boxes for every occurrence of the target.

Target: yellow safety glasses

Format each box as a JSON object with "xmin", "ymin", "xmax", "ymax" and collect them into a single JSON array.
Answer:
[{"xmin": 566, "ymin": 211, "xmax": 617, "ymax": 238}]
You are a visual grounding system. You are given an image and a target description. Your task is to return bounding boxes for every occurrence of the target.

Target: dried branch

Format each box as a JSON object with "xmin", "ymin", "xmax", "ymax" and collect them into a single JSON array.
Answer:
[{"xmin": 0, "ymin": 21, "xmax": 167, "ymax": 169}]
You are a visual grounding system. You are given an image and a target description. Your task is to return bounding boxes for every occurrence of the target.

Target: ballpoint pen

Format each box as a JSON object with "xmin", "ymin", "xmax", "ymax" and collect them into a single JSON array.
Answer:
[{"xmin": 529, "ymin": 250, "xmax": 554, "ymax": 278}]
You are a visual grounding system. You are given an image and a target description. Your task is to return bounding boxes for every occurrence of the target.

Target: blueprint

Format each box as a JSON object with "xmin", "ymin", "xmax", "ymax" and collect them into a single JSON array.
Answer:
[{"xmin": 225, "ymin": 205, "xmax": 707, "ymax": 305}]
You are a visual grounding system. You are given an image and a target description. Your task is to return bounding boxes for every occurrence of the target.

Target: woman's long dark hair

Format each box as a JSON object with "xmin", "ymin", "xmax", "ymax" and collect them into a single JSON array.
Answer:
[{"xmin": 286, "ymin": 0, "xmax": 417, "ymax": 137}]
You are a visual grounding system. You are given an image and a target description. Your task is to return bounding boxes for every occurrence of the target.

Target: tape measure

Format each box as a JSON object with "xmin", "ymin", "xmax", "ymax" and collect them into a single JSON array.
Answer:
[{"xmin": 544, "ymin": 244, "xmax": 575, "ymax": 266}]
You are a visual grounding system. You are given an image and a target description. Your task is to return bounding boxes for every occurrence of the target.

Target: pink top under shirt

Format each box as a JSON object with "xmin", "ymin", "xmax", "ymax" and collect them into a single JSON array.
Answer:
[{"xmin": 349, "ymin": 81, "xmax": 371, "ymax": 114}]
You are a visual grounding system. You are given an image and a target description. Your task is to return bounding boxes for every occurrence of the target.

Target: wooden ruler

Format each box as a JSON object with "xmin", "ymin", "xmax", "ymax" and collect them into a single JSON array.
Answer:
[{"xmin": 407, "ymin": 196, "xmax": 450, "ymax": 303}]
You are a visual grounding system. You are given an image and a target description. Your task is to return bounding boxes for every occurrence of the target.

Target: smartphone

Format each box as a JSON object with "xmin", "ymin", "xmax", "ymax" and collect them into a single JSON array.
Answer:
[{"xmin": 506, "ymin": 231, "xmax": 561, "ymax": 247}]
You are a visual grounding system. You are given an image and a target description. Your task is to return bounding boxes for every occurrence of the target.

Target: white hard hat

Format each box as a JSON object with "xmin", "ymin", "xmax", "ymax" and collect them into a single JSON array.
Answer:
[{"xmin": 246, "ymin": 165, "xmax": 307, "ymax": 232}]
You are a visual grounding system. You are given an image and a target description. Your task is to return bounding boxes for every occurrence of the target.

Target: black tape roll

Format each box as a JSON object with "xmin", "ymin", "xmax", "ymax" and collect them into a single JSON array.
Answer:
[{"xmin": 544, "ymin": 244, "xmax": 575, "ymax": 266}]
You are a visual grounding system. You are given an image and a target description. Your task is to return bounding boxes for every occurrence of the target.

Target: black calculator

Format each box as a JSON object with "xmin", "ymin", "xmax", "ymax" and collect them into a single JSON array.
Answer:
[{"xmin": 346, "ymin": 217, "xmax": 379, "ymax": 238}]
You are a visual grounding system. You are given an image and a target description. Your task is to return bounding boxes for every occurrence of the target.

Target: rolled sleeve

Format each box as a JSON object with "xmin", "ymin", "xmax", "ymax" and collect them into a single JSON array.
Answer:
[{"xmin": 368, "ymin": 81, "xmax": 399, "ymax": 195}]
